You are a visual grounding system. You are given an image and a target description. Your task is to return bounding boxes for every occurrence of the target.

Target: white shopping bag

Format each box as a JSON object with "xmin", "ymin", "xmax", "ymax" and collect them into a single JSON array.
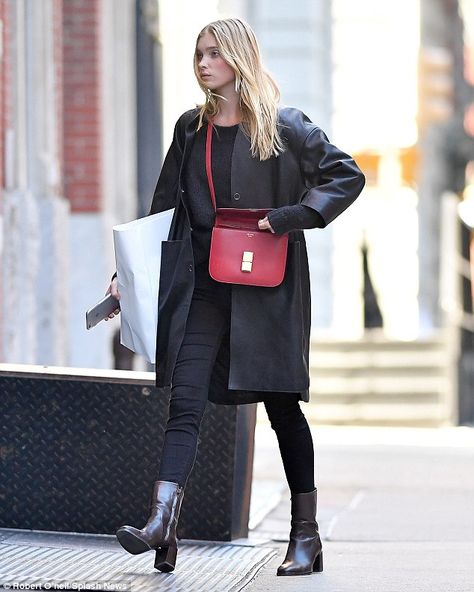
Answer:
[{"xmin": 113, "ymin": 209, "xmax": 174, "ymax": 363}]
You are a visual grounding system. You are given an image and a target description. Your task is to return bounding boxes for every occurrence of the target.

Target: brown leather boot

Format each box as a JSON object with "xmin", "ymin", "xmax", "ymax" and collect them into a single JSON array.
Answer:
[
  {"xmin": 116, "ymin": 480, "xmax": 185, "ymax": 572},
  {"xmin": 277, "ymin": 488, "xmax": 323, "ymax": 576}
]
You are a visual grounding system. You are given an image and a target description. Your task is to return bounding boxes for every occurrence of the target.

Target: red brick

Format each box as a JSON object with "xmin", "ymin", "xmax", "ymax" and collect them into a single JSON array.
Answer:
[{"xmin": 63, "ymin": 0, "xmax": 103, "ymax": 213}]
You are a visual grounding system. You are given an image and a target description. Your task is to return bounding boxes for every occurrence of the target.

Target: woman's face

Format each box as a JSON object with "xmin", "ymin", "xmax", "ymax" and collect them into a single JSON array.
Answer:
[{"xmin": 195, "ymin": 31, "xmax": 236, "ymax": 93}]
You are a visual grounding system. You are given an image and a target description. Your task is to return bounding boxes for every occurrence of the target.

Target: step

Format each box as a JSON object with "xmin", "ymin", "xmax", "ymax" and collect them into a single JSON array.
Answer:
[
  {"xmin": 309, "ymin": 349, "xmax": 449, "ymax": 370},
  {"xmin": 303, "ymin": 402, "xmax": 450, "ymax": 427},
  {"xmin": 304, "ymin": 334, "xmax": 453, "ymax": 426},
  {"xmin": 309, "ymin": 365, "xmax": 448, "ymax": 378},
  {"xmin": 308, "ymin": 374, "xmax": 450, "ymax": 396},
  {"xmin": 309, "ymin": 391, "xmax": 441, "ymax": 406},
  {"xmin": 310, "ymin": 336, "xmax": 447, "ymax": 353}
]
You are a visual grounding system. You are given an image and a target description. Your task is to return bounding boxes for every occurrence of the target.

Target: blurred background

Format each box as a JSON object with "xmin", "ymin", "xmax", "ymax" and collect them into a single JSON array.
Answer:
[{"xmin": 0, "ymin": 0, "xmax": 473, "ymax": 427}]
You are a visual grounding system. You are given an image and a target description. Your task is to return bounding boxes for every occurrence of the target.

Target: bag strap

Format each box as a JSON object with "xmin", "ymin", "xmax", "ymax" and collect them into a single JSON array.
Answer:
[{"xmin": 205, "ymin": 119, "xmax": 217, "ymax": 212}]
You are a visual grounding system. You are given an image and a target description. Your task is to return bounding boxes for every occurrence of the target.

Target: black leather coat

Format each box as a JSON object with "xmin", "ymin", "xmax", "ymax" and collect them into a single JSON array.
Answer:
[{"xmin": 150, "ymin": 106, "xmax": 365, "ymax": 405}]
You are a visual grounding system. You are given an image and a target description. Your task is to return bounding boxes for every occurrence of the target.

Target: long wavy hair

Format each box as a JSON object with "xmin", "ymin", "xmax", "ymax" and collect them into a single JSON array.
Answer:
[{"xmin": 194, "ymin": 18, "xmax": 284, "ymax": 161}]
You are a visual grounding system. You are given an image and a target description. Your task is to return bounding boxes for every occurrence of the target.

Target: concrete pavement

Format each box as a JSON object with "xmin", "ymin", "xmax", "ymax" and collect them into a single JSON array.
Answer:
[
  {"xmin": 1, "ymin": 417, "xmax": 473, "ymax": 591},
  {"xmin": 246, "ymin": 418, "xmax": 474, "ymax": 592}
]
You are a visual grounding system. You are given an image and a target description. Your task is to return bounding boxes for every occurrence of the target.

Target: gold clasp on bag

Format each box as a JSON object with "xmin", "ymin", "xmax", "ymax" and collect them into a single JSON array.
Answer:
[{"xmin": 241, "ymin": 251, "xmax": 254, "ymax": 272}]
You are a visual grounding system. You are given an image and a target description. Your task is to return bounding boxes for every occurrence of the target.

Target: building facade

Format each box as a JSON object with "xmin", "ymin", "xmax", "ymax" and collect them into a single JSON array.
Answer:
[
  {"xmin": 0, "ymin": 0, "xmax": 472, "ymax": 374},
  {"xmin": 0, "ymin": 0, "xmax": 138, "ymax": 368}
]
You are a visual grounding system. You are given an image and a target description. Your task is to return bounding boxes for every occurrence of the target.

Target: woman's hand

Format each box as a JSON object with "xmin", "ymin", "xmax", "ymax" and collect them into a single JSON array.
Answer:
[
  {"xmin": 104, "ymin": 277, "xmax": 121, "ymax": 320},
  {"xmin": 258, "ymin": 216, "xmax": 275, "ymax": 233}
]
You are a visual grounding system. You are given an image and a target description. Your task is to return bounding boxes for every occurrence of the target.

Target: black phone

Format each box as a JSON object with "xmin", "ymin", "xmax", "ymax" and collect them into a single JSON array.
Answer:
[{"xmin": 86, "ymin": 294, "xmax": 120, "ymax": 330}]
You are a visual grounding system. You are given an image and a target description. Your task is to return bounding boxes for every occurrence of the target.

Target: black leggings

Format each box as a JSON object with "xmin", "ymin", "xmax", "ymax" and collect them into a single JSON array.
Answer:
[{"xmin": 157, "ymin": 265, "xmax": 315, "ymax": 494}]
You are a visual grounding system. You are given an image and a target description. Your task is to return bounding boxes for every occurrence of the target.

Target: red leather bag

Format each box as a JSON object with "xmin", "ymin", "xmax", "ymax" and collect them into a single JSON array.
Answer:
[{"xmin": 206, "ymin": 121, "xmax": 288, "ymax": 287}]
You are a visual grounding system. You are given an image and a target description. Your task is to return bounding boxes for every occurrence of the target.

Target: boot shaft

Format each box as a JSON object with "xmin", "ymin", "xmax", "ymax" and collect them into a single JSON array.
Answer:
[
  {"xmin": 290, "ymin": 488, "xmax": 317, "ymax": 522},
  {"xmin": 144, "ymin": 480, "xmax": 184, "ymax": 545}
]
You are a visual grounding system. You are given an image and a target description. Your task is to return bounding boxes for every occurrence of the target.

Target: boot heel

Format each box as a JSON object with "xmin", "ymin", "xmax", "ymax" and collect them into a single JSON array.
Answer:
[
  {"xmin": 313, "ymin": 550, "xmax": 323, "ymax": 572},
  {"xmin": 154, "ymin": 544, "xmax": 178, "ymax": 572}
]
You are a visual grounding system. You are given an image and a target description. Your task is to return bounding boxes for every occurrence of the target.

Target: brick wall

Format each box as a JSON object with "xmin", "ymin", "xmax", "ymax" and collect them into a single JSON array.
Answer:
[
  {"xmin": 53, "ymin": 0, "xmax": 65, "ymax": 196},
  {"xmin": 62, "ymin": 0, "xmax": 102, "ymax": 213}
]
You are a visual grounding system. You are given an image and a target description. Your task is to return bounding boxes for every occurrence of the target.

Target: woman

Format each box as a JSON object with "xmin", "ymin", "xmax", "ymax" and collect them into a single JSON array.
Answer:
[{"xmin": 106, "ymin": 17, "xmax": 365, "ymax": 576}]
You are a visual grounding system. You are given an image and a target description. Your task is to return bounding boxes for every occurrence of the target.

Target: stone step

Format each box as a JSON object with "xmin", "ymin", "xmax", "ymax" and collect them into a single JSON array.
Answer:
[
  {"xmin": 309, "ymin": 374, "xmax": 449, "ymax": 396},
  {"xmin": 309, "ymin": 391, "xmax": 441, "ymax": 405},
  {"xmin": 304, "ymin": 334, "xmax": 452, "ymax": 426},
  {"xmin": 309, "ymin": 349, "xmax": 449, "ymax": 371},
  {"xmin": 310, "ymin": 365, "xmax": 448, "ymax": 378},
  {"xmin": 310, "ymin": 336, "xmax": 446, "ymax": 353},
  {"xmin": 303, "ymin": 402, "xmax": 449, "ymax": 427}
]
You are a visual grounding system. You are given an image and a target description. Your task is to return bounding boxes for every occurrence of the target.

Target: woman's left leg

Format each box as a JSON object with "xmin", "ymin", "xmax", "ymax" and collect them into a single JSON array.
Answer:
[
  {"xmin": 263, "ymin": 394, "xmax": 323, "ymax": 576},
  {"xmin": 263, "ymin": 394, "xmax": 314, "ymax": 494}
]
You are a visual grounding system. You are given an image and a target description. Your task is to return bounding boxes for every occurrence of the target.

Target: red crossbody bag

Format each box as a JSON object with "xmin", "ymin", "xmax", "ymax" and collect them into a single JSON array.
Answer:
[{"xmin": 206, "ymin": 121, "xmax": 288, "ymax": 287}]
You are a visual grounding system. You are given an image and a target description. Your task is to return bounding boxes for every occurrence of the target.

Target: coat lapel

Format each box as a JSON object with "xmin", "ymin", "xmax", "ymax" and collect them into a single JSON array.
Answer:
[
  {"xmin": 181, "ymin": 111, "xmax": 200, "ymax": 178},
  {"xmin": 172, "ymin": 111, "xmax": 199, "ymax": 222}
]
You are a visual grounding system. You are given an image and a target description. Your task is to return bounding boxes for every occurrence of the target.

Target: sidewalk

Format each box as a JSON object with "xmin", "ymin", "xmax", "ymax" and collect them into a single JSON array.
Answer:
[
  {"xmin": 246, "ymin": 420, "xmax": 474, "ymax": 592},
  {"xmin": 1, "ymin": 422, "xmax": 474, "ymax": 591}
]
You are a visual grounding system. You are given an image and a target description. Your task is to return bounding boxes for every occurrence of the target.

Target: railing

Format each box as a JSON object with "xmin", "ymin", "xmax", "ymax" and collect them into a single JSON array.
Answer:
[{"xmin": 440, "ymin": 193, "xmax": 474, "ymax": 425}]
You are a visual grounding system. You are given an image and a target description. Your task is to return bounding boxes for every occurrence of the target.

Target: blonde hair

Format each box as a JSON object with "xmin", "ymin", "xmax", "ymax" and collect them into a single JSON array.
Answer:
[{"xmin": 194, "ymin": 18, "xmax": 284, "ymax": 161}]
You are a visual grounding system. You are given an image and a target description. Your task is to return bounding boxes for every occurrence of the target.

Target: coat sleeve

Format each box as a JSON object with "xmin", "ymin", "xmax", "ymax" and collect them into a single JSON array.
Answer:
[
  {"xmin": 266, "ymin": 204, "xmax": 325, "ymax": 235},
  {"xmin": 299, "ymin": 127, "xmax": 365, "ymax": 227},
  {"xmin": 148, "ymin": 115, "xmax": 186, "ymax": 215}
]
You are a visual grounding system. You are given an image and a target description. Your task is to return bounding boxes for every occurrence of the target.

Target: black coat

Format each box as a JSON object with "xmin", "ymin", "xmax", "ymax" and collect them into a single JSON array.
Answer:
[{"xmin": 149, "ymin": 106, "xmax": 365, "ymax": 405}]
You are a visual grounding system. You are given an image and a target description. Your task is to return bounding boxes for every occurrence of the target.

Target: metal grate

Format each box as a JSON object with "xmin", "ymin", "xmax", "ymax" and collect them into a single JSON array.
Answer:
[
  {"xmin": 0, "ymin": 537, "xmax": 276, "ymax": 592},
  {"xmin": 0, "ymin": 371, "xmax": 256, "ymax": 541}
]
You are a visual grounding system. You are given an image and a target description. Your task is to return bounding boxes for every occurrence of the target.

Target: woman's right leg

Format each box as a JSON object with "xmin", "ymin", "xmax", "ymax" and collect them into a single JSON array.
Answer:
[
  {"xmin": 157, "ymin": 285, "xmax": 230, "ymax": 487},
  {"xmin": 116, "ymin": 270, "xmax": 230, "ymax": 571}
]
